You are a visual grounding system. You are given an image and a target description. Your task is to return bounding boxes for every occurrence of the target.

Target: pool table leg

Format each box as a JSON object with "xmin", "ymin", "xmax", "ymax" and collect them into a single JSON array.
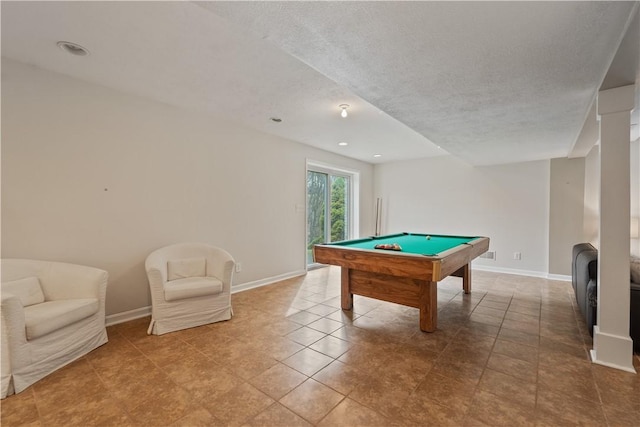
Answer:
[
  {"xmin": 419, "ymin": 281, "xmax": 438, "ymax": 332},
  {"xmin": 463, "ymin": 263, "xmax": 471, "ymax": 294},
  {"xmin": 341, "ymin": 267, "xmax": 353, "ymax": 310}
]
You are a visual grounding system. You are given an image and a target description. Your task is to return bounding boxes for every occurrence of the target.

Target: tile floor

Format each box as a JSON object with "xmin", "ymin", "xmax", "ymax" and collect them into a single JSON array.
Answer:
[{"xmin": 2, "ymin": 267, "xmax": 639, "ymax": 426}]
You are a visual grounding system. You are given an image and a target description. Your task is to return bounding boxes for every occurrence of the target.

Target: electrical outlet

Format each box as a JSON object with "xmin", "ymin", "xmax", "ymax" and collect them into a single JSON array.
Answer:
[
  {"xmin": 235, "ymin": 262, "xmax": 242, "ymax": 273},
  {"xmin": 513, "ymin": 252, "xmax": 521, "ymax": 260}
]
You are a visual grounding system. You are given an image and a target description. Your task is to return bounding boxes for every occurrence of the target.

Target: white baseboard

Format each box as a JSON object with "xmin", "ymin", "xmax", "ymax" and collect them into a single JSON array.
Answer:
[
  {"xmin": 472, "ymin": 263, "xmax": 547, "ymax": 278},
  {"xmin": 547, "ymin": 273, "xmax": 572, "ymax": 282},
  {"xmin": 106, "ymin": 306, "xmax": 151, "ymax": 326},
  {"xmin": 472, "ymin": 264, "xmax": 571, "ymax": 281},
  {"xmin": 231, "ymin": 269, "xmax": 307, "ymax": 294}
]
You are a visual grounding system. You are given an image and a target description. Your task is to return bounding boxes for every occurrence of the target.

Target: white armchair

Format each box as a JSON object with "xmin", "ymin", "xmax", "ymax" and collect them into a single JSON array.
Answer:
[
  {"xmin": 145, "ymin": 243, "xmax": 234, "ymax": 335},
  {"xmin": 0, "ymin": 259, "xmax": 108, "ymax": 398}
]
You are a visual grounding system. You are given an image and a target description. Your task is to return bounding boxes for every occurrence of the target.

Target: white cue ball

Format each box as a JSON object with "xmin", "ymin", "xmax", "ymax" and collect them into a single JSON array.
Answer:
[{"xmin": 426, "ymin": 236, "xmax": 431, "ymax": 240}]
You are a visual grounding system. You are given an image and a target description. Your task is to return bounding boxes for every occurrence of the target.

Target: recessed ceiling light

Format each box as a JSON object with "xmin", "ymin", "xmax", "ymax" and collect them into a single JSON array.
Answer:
[
  {"xmin": 338, "ymin": 142, "xmax": 348, "ymax": 146},
  {"xmin": 270, "ymin": 117, "xmax": 282, "ymax": 123},
  {"xmin": 373, "ymin": 154, "xmax": 382, "ymax": 158},
  {"xmin": 57, "ymin": 41, "xmax": 90, "ymax": 56}
]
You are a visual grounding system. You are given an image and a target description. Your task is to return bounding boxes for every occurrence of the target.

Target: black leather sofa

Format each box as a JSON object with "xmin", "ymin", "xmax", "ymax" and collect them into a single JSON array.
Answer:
[{"xmin": 571, "ymin": 243, "xmax": 640, "ymax": 352}]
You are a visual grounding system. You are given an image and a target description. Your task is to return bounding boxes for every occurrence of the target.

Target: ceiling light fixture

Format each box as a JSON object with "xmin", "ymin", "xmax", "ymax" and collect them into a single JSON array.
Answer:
[
  {"xmin": 339, "ymin": 104, "xmax": 349, "ymax": 118},
  {"xmin": 338, "ymin": 142, "xmax": 348, "ymax": 146},
  {"xmin": 57, "ymin": 41, "xmax": 90, "ymax": 56},
  {"xmin": 373, "ymin": 154, "xmax": 382, "ymax": 158}
]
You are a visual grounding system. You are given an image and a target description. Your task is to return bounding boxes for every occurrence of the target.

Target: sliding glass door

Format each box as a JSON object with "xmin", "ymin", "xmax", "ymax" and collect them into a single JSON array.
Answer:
[{"xmin": 306, "ymin": 169, "xmax": 351, "ymax": 265}]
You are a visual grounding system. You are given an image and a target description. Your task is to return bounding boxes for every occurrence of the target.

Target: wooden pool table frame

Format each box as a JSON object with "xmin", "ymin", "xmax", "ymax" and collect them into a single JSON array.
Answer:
[{"xmin": 313, "ymin": 235, "xmax": 490, "ymax": 332}]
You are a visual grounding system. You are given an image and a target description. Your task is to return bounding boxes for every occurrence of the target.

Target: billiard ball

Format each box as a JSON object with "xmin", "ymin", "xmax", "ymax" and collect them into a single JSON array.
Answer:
[{"xmin": 426, "ymin": 236, "xmax": 431, "ymax": 240}]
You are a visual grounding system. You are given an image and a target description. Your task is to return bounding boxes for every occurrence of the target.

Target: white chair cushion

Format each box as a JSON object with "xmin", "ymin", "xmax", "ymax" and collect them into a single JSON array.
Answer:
[
  {"xmin": 163, "ymin": 277, "xmax": 223, "ymax": 301},
  {"xmin": 167, "ymin": 257, "xmax": 206, "ymax": 281},
  {"xmin": 2, "ymin": 276, "xmax": 45, "ymax": 307},
  {"xmin": 24, "ymin": 299, "xmax": 99, "ymax": 340}
]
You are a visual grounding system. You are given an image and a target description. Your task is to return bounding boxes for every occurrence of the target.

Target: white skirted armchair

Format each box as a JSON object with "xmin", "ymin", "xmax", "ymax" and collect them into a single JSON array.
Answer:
[
  {"xmin": 0, "ymin": 259, "xmax": 108, "ymax": 398},
  {"xmin": 145, "ymin": 243, "xmax": 235, "ymax": 335}
]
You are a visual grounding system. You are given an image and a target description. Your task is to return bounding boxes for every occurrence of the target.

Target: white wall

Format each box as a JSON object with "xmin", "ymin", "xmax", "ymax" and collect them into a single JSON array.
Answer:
[
  {"xmin": 583, "ymin": 139, "xmax": 640, "ymax": 256},
  {"xmin": 548, "ymin": 157, "xmax": 585, "ymax": 275},
  {"xmin": 583, "ymin": 144, "xmax": 601, "ymax": 246},
  {"xmin": 1, "ymin": 60, "xmax": 374, "ymax": 315},
  {"xmin": 374, "ymin": 155, "xmax": 550, "ymax": 274}
]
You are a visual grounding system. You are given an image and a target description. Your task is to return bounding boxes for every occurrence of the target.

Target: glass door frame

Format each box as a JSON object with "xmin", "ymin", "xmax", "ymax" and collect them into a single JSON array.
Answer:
[{"xmin": 306, "ymin": 160, "xmax": 360, "ymax": 268}]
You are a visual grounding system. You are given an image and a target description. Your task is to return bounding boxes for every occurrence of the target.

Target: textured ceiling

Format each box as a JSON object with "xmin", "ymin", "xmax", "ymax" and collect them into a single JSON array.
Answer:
[{"xmin": 1, "ymin": 1, "xmax": 638, "ymax": 165}]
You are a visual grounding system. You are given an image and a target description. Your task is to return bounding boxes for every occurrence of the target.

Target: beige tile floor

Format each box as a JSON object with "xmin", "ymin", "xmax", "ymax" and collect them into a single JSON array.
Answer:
[{"xmin": 2, "ymin": 267, "xmax": 640, "ymax": 426}]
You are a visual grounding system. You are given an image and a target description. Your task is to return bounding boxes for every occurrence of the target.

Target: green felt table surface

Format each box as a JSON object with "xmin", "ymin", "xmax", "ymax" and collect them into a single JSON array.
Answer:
[{"xmin": 329, "ymin": 233, "xmax": 476, "ymax": 256}]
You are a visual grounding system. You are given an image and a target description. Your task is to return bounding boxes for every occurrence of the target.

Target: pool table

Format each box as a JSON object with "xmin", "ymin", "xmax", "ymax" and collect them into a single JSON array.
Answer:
[{"xmin": 313, "ymin": 233, "xmax": 490, "ymax": 332}]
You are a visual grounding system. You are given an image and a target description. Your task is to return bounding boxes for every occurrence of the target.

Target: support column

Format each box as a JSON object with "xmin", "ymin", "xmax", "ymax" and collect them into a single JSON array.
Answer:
[{"xmin": 591, "ymin": 85, "xmax": 636, "ymax": 373}]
